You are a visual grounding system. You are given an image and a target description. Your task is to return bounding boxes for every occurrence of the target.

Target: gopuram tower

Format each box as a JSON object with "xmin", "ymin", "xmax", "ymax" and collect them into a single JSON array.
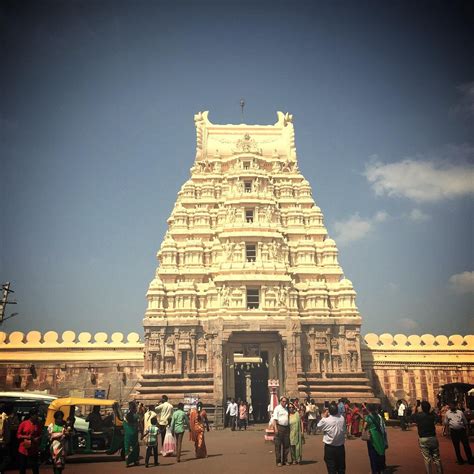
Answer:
[{"xmin": 137, "ymin": 111, "xmax": 377, "ymax": 422}]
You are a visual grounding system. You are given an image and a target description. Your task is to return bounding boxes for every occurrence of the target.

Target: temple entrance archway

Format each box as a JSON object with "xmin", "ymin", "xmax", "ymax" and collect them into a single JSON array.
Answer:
[{"xmin": 223, "ymin": 332, "xmax": 284, "ymax": 422}]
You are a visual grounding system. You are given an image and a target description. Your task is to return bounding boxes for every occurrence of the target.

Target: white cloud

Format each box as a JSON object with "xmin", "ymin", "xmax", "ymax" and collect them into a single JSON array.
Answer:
[
  {"xmin": 408, "ymin": 208, "xmax": 431, "ymax": 222},
  {"xmin": 374, "ymin": 211, "xmax": 388, "ymax": 223},
  {"xmin": 333, "ymin": 211, "xmax": 388, "ymax": 246},
  {"xmin": 448, "ymin": 271, "xmax": 474, "ymax": 295},
  {"xmin": 364, "ymin": 147, "xmax": 474, "ymax": 202},
  {"xmin": 398, "ymin": 318, "xmax": 420, "ymax": 331}
]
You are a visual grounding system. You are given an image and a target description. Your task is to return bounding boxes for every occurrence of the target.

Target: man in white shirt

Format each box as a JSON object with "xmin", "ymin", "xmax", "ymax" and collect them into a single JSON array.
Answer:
[
  {"xmin": 317, "ymin": 402, "xmax": 346, "ymax": 474},
  {"xmin": 398, "ymin": 401, "xmax": 407, "ymax": 431},
  {"xmin": 272, "ymin": 396, "xmax": 290, "ymax": 467},
  {"xmin": 444, "ymin": 401, "xmax": 473, "ymax": 465},
  {"xmin": 155, "ymin": 395, "xmax": 173, "ymax": 446},
  {"xmin": 226, "ymin": 398, "xmax": 238, "ymax": 431},
  {"xmin": 307, "ymin": 399, "xmax": 318, "ymax": 435}
]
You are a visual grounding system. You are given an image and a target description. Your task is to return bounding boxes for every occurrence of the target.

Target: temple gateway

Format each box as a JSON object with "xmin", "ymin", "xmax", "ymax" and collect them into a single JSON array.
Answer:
[{"xmin": 137, "ymin": 111, "xmax": 378, "ymax": 422}]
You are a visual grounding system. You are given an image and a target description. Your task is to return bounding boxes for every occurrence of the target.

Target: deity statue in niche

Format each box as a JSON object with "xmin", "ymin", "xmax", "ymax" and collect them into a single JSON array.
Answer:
[
  {"xmin": 333, "ymin": 356, "xmax": 343, "ymax": 372},
  {"xmin": 145, "ymin": 350, "xmax": 152, "ymax": 372},
  {"xmin": 265, "ymin": 205, "xmax": 273, "ymax": 223},
  {"xmin": 164, "ymin": 336, "xmax": 175, "ymax": 372},
  {"xmin": 350, "ymin": 352, "xmax": 358, "ymax": 371},
  {"xmin": 227, "ymin": 207, "xmax": 236, "ymax": 223},
  {"xmin": 261, "ymin": 243, "xmax": 269, "ymax": 261},
  {"xmin": 223, "ymin": 241, "xmax": 235, "ymax": 260},
  {"xmin": 220, "ymin": 284, "xmax": 230, "ymax": 307},
  {"xmin": 233, "ymin": 242, "xmax": 242, "ymax": 262},
  {"xmin": 268, "ymin": 241, "xmax": 278, "ymax": 260},
  {"xmin": 323, "ymin": 353, "xmax": 330, "ymax": 373},
  {"xmin": 278, "ymin": 284, "xmax": 288, "ymax": 307}
]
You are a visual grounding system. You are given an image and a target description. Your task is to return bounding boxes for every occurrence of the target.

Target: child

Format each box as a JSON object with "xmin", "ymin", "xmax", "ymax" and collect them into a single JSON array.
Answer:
[{"xmin": 142, "ymin": 417, "xmax": 159, "ymax": 467}]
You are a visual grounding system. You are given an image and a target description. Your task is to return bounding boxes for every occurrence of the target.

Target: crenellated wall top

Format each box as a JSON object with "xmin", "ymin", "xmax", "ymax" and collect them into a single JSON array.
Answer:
[
  {"xmin": 0, "ymin": 331, "xmax": 143, "ymax": 349},
  {"xmin": 364, "ymin": 333, "xmax": 473, "ymax": 350}
]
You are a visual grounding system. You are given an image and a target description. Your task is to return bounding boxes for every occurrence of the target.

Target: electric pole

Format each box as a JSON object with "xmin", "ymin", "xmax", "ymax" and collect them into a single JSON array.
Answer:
[{"xmin": 1, "ymin": 282, "xmax": 18, "ymax": 324}]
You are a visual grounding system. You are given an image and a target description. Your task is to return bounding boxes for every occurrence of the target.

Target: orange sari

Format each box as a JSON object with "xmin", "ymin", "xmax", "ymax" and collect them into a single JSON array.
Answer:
[{"xmin": 189, "ymin": 408, "xmax": 207, "ymax": 458}]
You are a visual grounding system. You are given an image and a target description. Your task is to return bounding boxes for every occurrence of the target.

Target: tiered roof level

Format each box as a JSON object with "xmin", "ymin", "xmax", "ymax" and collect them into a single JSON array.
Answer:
[{"xmin": 145, "ymin": 111, "xmax": 359, "ymax": 323}]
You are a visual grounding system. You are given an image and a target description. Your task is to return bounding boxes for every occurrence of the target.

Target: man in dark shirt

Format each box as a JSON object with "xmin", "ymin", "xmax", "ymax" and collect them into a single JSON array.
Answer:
[{"xmin": 412, "ymin": 401, "xmax": 443, "ymax": 473}]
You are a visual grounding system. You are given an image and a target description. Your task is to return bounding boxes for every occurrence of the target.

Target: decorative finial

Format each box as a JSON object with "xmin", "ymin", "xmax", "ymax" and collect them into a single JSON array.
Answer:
[{"xmin": 240, "ymin": 98, "xmax": 245, "ymax": 121}]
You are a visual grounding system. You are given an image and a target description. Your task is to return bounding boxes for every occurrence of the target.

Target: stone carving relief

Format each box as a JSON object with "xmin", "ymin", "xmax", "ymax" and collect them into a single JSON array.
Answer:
[
  {"xmin": 164, "ymin": 336, "xmax": 176, "ymax": 372},
  {"xmin": 234, "ymin": 134, "xmax": 261, "ymax": 154}
]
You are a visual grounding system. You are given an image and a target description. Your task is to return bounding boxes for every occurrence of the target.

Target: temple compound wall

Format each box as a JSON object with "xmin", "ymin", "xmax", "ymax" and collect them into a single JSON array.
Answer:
[
  {"xmin": 362, "ymin": 333, "xmax": 473, "ymax": 408},
  {"xmin": 0, "ymin": 331, "xmax": 472, "ymax": 412},
  {"xmin": 0, "ymin": 331, "xmax": 143, "ymax": 403}
]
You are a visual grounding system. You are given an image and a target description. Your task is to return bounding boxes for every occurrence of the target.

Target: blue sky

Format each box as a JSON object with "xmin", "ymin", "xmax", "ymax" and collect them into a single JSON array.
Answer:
[{"xmin": 1, "ymin": 0, "xmax": 473, "ymax": 336}]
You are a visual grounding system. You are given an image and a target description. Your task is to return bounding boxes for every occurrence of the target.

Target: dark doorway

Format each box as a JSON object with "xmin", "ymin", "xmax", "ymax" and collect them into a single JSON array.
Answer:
[{"xmin": 233, "ymin": 351, "xmax": 269, "ymax": 422}]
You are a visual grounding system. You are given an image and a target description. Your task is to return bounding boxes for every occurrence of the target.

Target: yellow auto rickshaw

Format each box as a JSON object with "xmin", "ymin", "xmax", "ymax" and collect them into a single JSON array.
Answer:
[{"xmin": 45, "ymin": 397, "xmax": 124, "ymax": 457}]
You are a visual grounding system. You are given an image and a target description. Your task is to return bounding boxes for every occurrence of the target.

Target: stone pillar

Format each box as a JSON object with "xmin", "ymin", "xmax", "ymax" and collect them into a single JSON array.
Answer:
[{"xmin": 211, "ymin": 332, "xmax": 225, "ymax": 427}]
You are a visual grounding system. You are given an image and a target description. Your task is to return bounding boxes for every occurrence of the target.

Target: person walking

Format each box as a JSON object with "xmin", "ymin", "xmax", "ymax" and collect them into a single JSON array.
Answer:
[
  {"xmin": 288, "ymin": 402, "xmax": 304, "ymax": 465},
  {"xmin": 363, "ymin": 404, "xmax": 388, "ymax": 474},
  {"xmin": 444, "ymin": 401, "xmax": 473, "ymax": 465},
  {"xmin": 170, "ymin": 402, "xmax": 189, "ymax": 463},
  {"xmin": 398, "ymin": 400, "xmax": 407, "ymax": 431},
  {"xmin": 17, "ymin": 408, "xmax": 42, "ymax": 474},
  {"xmin": 123, "ymin": 401, "xmax": 140, "ymax": 467},
  {"xmin": 142, "ymin": 417, "xmax": 159, "ymax": 468},
  {"xmin": 189, "ymin": 402, "xmax": 209, "ymax": 458},
  {"xmin": 226, "ymin": 399, "xmax": 238, "ymax": 431},
  {"xmin": 306, "ymin": 399, "xmax": 317, "ymax": 435},
  {"xmin": 412, "ymin": 400, "xmax": 443, "ymax": 474},
  {"xmin": 272, "ymin": 396, "xmax": 290, "ymax": 467},
  {"xmin": 224, "ymin": 398, "xmax": 231, "ymax": 428},
  {"xmin": 350, "ymin": 403, "xmax": 363, "ymax": 438},
  {"xmin": 48, "ymin": 411, "xmax": 69, "ymax": 474},
  {"xmin": 155, "ymin": 395, "xmax": 174, "ymax": 447},
  {"xmin": 238, "ymin": 401, "xmax": 248, "ymax": 430},
  {"xmin": 317, "ymin": 402, "xmax": 346, "ymax": 474}
]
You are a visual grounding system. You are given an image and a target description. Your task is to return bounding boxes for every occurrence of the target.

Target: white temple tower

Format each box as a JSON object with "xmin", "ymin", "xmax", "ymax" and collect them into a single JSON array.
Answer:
[{"xmin": 137, "ymin": 111, "xmax": 377, "ymax": 422}]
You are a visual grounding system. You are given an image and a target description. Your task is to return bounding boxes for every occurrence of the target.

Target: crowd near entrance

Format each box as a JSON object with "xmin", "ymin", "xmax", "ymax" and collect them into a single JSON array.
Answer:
[{"xmin": 223, "ymin": 332, "xmax": 284, "ymax": 423}]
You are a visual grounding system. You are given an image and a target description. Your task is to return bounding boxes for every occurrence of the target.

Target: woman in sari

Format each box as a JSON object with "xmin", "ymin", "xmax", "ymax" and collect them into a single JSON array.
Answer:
[
  {"xmin": 123, "ymin": 401, "xmax": 140, "ymax": 467},
  {"xmin": 363, "ymin": 404, "xmax": 388, "ymax": 474},
  {"xmin": 189, "ymin": 402, "xmax": 209, "ymax": 459},
  {"xmin": 48, "ymin": 411, "xmax": 68, "ymax": 474},
  {"xmin": 288, "ymin": 403, "xmax": 304, "ymax": 465},
  {"xmin": 345, "ymin": 401, "xmax": 353, "ymax": 438},
  {"xmin": 351, "ymin": 403, "xmax": 363, "ymax": 437}
]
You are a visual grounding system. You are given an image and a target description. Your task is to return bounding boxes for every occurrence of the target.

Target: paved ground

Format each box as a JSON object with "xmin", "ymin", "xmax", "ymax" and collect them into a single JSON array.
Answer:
[{"xmin": 6, "ymin": 425, "xmax": 474, "ymax": 473}]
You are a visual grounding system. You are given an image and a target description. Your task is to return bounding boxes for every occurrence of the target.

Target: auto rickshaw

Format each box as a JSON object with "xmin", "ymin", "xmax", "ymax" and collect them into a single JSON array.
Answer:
[{"xmin": 44, "ymin": 397, "xmax": 124, "ymax": 457}]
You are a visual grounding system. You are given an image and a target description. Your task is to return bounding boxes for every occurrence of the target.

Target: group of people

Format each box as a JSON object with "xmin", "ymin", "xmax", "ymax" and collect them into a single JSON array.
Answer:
[
  {"xmin": 269, "ymin": 396, "xmax": 389, "ymax": 473},
  {"xmin": 224, "ymin": 398, "xmax": 251, "ymax": 430},
  {"xmin": 0, "ymin": 395, "xmax": 211, "ymax": 473},
  {"xmin": 0, "ymin": 404, "xmax": 66, "ymax": 474},
  {"xmin": 123, "ymin": 395, "xmax": 210, "ymax": 468}
]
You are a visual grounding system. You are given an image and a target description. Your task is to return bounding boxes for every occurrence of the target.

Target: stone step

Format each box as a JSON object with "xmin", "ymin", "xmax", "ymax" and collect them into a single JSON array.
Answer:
[
  {"xmin": 137, "ymin": 385, "xmax": 215, "ymax": 394},
  {"xmin": 141, "ymin": 372, "xmax": 214, "ymax": 380},
  {"xmin": 139, "ymin": 379, "xmax": 214, "ymax": 387},
  {"xmin": 300, "ymin": 395, "xmax": 381, "ymax": 404},
  {"xmin": 297, "ymin": 378, "xmax": 371, "ymax": 385},
  {"xmin": 298, "ymin": 385, "xmax": 375, "ymax": 393},
  {"xmin": 297, "ymin": 372, "xmax": 368, "ymax": 379}
]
